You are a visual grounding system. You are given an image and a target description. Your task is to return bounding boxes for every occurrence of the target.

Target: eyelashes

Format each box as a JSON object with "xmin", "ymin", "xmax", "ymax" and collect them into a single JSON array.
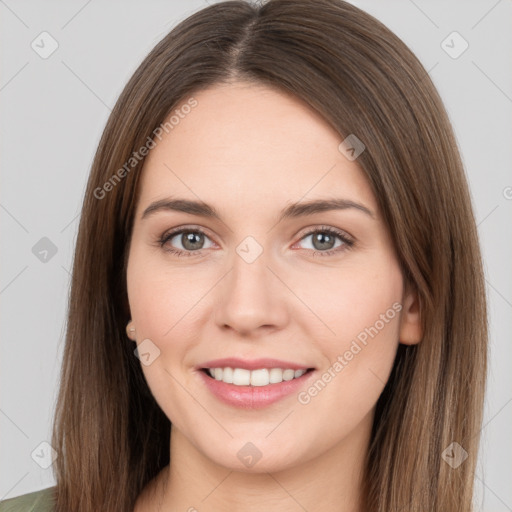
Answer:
[
  {"xmin": 157, "ymin": 225, "xmax": 355, "ymax": 258},
  {"xmin": 158, "ymin": 227, "xmax": 213, "ymax": 257},
  {"xmin": 291, "ymin": 226, "xmax": 354, "ymax": 256}
]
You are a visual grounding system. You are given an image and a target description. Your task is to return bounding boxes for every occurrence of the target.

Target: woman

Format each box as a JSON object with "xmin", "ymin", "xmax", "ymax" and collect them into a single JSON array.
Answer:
[{"xmin": 0, "ymin": 0, "xmax": 487, "ymax": 510}]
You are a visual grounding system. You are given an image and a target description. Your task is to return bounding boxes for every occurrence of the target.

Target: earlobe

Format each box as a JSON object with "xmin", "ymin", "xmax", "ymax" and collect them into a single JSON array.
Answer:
[
  {"xmin": 126, "ymin": 321, "xmax": 137, "ymax": 341},
  {"xmin": 399, "ymin": 288, "xmax": 423, "ymax": 345}
]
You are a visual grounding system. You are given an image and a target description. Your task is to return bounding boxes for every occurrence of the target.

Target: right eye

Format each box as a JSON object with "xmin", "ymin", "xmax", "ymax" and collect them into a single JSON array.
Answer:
[{"xmin": 159, "ymin": 227, "xmax": 215, "ymax": 256}]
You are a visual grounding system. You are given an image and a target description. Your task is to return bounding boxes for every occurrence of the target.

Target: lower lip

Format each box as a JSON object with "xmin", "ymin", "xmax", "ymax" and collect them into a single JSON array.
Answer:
[{"xmin": 197, "ymin": 369, "xmax": 315, "ymax": 409}]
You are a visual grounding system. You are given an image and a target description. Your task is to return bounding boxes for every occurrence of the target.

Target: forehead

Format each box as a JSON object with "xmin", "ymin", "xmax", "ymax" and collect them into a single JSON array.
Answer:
[{"xmin": 136, "ymin": 81, "xmax": 377, "ymax": 218}]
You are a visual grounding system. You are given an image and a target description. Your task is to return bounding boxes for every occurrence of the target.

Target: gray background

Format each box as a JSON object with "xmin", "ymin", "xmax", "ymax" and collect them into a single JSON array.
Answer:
[{"xmin": 1, "ymin": 0, "xmax": 511, "ymax": 509}]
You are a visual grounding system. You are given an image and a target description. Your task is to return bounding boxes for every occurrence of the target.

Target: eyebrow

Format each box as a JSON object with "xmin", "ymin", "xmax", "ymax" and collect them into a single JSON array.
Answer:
[{"xmin": 140, "ymin": 197, "xmax": 374, "ymax": 222}]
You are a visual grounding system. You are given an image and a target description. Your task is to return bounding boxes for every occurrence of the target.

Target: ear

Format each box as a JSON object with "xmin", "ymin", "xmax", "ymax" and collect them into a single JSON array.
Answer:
[
  {"xmin": 126, "ymin": 321, "xmax": 137, "ymax": 341},
  {"xmin": 399, "ymin": 284, "xmax": 423, "ymax": 345}
]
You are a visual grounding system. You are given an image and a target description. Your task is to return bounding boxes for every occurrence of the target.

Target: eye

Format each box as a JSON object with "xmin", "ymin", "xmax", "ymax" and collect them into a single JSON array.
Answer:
[
  {"xmin": 158, "ymin": 227, "xmax": 214, "ymax": 257},
  {"xmin": 294, "ymin": 226, "xmax": 354, "ymax": 256}
]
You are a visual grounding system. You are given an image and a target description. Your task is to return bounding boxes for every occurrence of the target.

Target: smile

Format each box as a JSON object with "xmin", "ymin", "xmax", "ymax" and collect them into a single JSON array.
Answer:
[
  {"xmin": 197, "ymin": 367, "xmax": 316, "ymax": 409},
  {"xmin": 203, "ymin": 367, "xmax": 312, "ymax": 386}
]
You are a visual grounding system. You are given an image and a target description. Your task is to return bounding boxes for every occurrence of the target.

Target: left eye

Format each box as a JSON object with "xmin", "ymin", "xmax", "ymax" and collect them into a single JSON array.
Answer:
[{"xmin": 294, "ymin": 228, "xmax": 353, "ymax": 254}]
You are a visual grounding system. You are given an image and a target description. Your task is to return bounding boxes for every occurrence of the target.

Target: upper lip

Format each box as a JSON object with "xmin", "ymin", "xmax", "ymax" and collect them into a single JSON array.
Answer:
[{"xmin": 196, "ymin": 357, "xmax": 314, "ymax": 371}]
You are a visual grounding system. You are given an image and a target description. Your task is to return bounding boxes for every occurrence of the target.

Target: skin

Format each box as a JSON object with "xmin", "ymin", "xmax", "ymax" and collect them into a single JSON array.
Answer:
[{"xmin": 128, "ymin": 81, "xmax": 422, "ymax": 512}]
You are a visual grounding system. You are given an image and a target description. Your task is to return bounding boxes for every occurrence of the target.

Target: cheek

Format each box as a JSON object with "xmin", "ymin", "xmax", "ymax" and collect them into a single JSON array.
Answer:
[
  {"xmin": 126, "ymin": 252, "xmax": 197, "ymax": 422},
  {"xmin": 127, "ymin": 247, "xmax": 196, "ymax": 339},
  {"xmin": 126, "ymin": 250, "xmax": 209, "ymax": 401},
  {"xmin": 297, "ymin": 254, "xmax": 403, "ymax": 343},
  {"xmin": 295, "ymin": 257, "xmax": 403, "ymax": 412}
]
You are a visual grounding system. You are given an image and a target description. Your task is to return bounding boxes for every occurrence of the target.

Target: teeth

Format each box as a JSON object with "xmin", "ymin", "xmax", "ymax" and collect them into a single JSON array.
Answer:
[{"xmin": 206, "ymin": 367, "xmax": 308, "ymax": 386}]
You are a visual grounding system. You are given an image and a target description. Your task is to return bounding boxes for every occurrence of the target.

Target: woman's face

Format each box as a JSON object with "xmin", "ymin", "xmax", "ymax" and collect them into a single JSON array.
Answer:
[{"xmin": 126, "ymin": 81, "xmax": 420, "ymax": 473}]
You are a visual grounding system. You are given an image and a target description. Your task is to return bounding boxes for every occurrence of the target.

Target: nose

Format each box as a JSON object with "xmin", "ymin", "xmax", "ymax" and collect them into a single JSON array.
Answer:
[{"xmin": 214, "ymin": 247, "xmax": 290, "ymax": 337}]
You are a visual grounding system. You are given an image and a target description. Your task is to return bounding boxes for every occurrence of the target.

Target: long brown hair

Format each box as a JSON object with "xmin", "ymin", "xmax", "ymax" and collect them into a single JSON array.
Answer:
[{"xmin": 52, "ymin": 0, "xmax": 488, "ymax": 510}]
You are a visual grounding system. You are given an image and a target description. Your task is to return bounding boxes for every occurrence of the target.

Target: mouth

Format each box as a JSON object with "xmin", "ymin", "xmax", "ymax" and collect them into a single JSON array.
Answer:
[
  {"xmin": 196, "ymin": 365, "xmax": 317, "ymax": 409},
  {"xmin": 199, "ymin": 367, "xmax": 316, "ymax": 387}
]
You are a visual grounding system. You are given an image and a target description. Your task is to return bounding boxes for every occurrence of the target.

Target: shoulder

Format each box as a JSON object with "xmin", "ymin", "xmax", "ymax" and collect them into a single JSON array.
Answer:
[{"xmin": 0, "ymin": 487, "xmax": 56, "ymax": 512}]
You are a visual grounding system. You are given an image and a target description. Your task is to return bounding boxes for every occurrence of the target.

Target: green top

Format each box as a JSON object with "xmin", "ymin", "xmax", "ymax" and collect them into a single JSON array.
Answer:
[{"xmin": 0, "ymin": 487, "xmax": 56, "ymax": 512}]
